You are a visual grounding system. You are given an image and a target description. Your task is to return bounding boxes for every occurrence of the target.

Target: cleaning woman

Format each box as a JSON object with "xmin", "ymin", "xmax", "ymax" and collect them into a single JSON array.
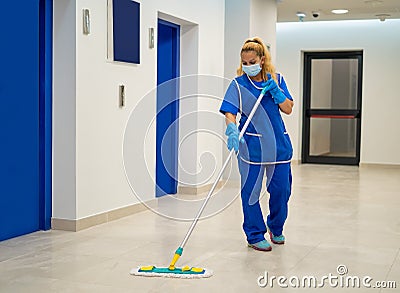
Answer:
[{"xmin": 220, "ymin": 37, "xmax": 294, "ymax": 251}]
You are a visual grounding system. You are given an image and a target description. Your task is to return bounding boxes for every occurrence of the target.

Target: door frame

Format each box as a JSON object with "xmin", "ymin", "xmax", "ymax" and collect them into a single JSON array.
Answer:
[
  {"xmin": 302, "ymin": 51, "xmax": 363, "ymax": 165},
  {"xmin": 156, "ymin": 19, "xmax": 180, "ymax": 197},
  {"xmin": 39, "ymin": 0, "xmax": 53, "ymax": 230}
]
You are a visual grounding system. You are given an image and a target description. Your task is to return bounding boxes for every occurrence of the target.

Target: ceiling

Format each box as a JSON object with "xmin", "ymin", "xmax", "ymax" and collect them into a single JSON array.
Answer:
[{"xmin": 277, "ymin": 0, "xmax": 400, "ymax": 22}]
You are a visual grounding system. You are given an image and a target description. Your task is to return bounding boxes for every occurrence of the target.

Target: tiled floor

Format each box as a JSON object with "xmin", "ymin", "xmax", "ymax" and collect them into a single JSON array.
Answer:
[{"xmin": 1, "ymin": 164, "xmax": 399, "ymax": 292}]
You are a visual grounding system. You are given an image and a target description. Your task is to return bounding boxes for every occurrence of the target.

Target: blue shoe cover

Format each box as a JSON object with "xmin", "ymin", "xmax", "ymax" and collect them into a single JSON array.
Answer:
[{"xmin": 248, "ymin": 240, "xmax": 272, "ymax": 251}]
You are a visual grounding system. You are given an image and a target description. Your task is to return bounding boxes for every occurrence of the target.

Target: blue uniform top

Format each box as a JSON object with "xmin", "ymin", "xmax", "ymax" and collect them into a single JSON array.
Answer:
[{"xmin": 220, "ymin": 74, "xmax": 293, "ymax": 164}]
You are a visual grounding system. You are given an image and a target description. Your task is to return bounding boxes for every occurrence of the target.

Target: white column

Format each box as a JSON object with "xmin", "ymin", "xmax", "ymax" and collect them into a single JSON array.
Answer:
[
  {"xmin": 223, "ymin": 0, "xmax": 278, "ymax": 180},
  {"xmin": 53, "ymin": 0, "xmax": 77, "ymax": 220},
  {"xmin": 249, "ymin": 0, "xmax": 277, "ymax": 63},
  {"xmin": 224, "ymin": 0, "xmax": 251, "ymax": 80}
]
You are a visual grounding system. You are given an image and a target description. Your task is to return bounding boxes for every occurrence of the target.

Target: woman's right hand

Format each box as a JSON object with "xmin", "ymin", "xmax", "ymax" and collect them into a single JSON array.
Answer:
[{"xmin": 225, "ymin": 122, "xmax": 244, "ymax": 151}]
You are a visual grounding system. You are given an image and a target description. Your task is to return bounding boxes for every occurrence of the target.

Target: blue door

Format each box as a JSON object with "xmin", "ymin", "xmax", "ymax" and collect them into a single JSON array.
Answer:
[
  {"xmin": 156, "ymin": 19, "xmax": 180, "ymax": 197},
  {"xmin": 0, "ymin": 0, "xmax": 52, "ymax": 241}
]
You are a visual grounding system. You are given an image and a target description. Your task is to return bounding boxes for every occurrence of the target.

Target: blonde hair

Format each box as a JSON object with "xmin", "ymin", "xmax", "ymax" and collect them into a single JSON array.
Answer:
[{"xmin": 236, "ymin": 37, "xmax": 277, "ymax": 82}]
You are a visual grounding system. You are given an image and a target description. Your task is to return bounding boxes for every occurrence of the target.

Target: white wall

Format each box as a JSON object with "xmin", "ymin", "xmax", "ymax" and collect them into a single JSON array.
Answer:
[
  {"xmin": 53, "ymin": 0, "xmax": 225, "ymax": 220},
  {"xmin": 53, "ymin": 0, "xmax": 77, "ymax": 219},
  {"xmin": 177, "ymin": 23, "xmax": 199, "ymax": 188},
  {"xmin": 193, "ymin": 0, "xmax": 225, "ymax": 189},
  {"xmin": 276, "ymin": 19, "xmax": 400, "ymax": 165},
  {"xmin": 224, "ymin": 0, "xmax": 250, "ymax": 81}
]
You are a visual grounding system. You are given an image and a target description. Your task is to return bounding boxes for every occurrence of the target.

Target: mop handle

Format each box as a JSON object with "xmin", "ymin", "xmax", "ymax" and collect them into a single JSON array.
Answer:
[{"xmin": 179, "ymin": 86, "xmax": 269, "ymax": 249}]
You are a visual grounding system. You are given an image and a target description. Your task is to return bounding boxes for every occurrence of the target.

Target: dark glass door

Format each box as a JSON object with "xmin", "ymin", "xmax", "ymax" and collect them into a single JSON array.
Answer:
[{"xmin": 302, "ymin": 51, "xmax": 363, "ymax": 165}]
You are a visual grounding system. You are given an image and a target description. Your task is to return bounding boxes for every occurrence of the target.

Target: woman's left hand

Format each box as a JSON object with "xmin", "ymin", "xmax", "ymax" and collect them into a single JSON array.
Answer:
[{"xmin": 264, "ymin": 74, "xmax": 286, "ymax": 104}]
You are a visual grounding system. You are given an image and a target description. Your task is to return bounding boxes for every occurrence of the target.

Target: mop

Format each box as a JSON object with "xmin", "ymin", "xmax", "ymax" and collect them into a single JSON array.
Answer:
[{"xmin": 131, "ymin": 85, "xmax": 270, "ymax": 278}]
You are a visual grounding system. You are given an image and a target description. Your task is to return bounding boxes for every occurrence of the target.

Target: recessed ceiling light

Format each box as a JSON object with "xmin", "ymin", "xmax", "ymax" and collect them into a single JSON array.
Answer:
[{"xmin": 331, "ymin": 9, "xmax": 349, "ymax": 14}]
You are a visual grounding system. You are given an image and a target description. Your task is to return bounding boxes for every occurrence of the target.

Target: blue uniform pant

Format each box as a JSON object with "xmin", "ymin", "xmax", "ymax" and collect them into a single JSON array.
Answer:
[{"xmin": 238, "ymin": 159, "xmax": 292, "ymax": 244}]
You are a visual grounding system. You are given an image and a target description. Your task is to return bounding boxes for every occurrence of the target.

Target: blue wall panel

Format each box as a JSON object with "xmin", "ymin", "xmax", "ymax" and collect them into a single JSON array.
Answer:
[
  {"xmin": 0, "ymin": 0, "xmax": 42, "ymax": 240},
  {"xmin": 113, "ymin": 0, "xmax": 140, "ymax": 64}
]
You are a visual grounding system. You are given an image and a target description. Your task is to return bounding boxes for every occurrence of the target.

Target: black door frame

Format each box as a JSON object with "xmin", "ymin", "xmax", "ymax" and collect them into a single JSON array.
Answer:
[{"xmin": 302, "ymin": 51, "xmax": 363, "ymax": 165}]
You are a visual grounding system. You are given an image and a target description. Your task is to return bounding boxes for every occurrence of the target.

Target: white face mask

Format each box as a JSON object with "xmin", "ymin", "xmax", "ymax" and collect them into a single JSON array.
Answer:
[{"xmin": 242, "ymin": 63, "xmax": 262, "ymax": 77}]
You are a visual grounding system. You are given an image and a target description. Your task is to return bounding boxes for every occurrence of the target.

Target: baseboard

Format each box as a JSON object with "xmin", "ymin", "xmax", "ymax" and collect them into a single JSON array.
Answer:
[
  {"xmin": 359, "ymin": 162, "xmax": 400, "ymax": 169},
  {"xmin": 178, "ymin": 180, "xmax": 225, "ymax": 195},
  {"xmin": 51, "ymin": 179, "xmax": 242, "ymax": 232},
  {"xmin": 52, "ymin": 200, "xmax": 155, "ymax": 232},
  {"xmin": 51, "ymin": 218, "xmax": 78, "ymax": 231}
]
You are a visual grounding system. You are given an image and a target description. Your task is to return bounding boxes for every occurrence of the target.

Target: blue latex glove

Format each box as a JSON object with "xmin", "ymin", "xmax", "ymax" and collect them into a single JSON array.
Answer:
[
  {"xmin": 225, "ymin": 122, "xmax": 244, "ymax": 151},
  {"xmin": 265, "ymin": 74, "xmax": 287, "ymax": 104}
]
